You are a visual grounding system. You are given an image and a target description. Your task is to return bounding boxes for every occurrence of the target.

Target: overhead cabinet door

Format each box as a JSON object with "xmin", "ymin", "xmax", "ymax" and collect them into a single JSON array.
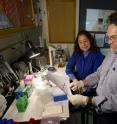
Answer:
[{"xmin": 47, "ymin": 0, "xmax": 76, "ymax": 43}]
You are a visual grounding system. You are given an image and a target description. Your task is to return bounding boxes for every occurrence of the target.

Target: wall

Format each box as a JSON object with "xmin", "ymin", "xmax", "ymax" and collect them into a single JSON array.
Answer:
[
  {"xmin": 79, "ymin": 0, "xmax": 117, "ymax": 30},
  {"xmin": 79, "ymin": 0, "xmax": 117, "ymax": 55}
]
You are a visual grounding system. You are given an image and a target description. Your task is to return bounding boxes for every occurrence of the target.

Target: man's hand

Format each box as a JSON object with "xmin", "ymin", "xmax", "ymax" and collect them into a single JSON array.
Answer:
[
  {"xmin": 69, "ymin": 94, "xmax": 89, "ymax": 106},
  {"xmin": 70, "ymin": 79, "xmax": 84, "ymax": 93}
]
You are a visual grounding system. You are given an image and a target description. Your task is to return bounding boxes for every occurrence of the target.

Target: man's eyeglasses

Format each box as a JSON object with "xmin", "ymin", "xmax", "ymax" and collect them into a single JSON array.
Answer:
[{"xmin": 106, "ymin": 35, "xmax": 117, "ymax": 42}]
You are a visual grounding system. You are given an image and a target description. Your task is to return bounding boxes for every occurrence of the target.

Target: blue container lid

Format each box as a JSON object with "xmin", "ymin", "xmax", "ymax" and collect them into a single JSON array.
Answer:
[{"xmin": 53, "ymin": 94, "xmax": 67, "ymax": 102}]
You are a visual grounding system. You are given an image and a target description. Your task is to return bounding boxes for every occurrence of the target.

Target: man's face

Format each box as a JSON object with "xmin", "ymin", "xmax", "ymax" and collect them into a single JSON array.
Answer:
[{"xmin": 107, "ymin": 24, "xmax": 117, "ymax": 53}]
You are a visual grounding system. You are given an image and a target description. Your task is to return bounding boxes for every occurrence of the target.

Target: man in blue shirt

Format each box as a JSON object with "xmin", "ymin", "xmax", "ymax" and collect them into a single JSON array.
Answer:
[{"xmin": 69, "ymin": 12, "xmax": 117, "ymax": 124}]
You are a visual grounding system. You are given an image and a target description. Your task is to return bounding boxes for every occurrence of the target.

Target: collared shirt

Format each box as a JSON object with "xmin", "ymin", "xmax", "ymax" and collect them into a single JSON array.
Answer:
[
  {"xmin": 83, "ymin": 51, "xmax": 90, "ymax": 58},
  {"xmin": 85, "ymin": 50, "xmax": 117, "ymax": 113}
]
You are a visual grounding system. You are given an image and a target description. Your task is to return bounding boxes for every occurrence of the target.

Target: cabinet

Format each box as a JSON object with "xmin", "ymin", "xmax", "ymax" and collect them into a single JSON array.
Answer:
[
  {"xmin": 0, "ymin": 0, "xmax": 36, "ymax": 37},
  {"xmin": 47, "ymin": 0, "xmax": 76, "ymax": 43}
]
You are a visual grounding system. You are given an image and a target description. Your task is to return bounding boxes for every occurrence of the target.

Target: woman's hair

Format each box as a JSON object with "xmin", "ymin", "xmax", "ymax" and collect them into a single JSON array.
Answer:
[{"xmin": 74, "ymin": 30, "xmax": 99, "ymax": 55}]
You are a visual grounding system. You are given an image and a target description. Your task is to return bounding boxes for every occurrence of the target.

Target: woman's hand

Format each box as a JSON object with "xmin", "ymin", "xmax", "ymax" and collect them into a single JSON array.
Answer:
[{"xmin": 70, "ymin": 79, "xmax": 84, "ymax": 93}]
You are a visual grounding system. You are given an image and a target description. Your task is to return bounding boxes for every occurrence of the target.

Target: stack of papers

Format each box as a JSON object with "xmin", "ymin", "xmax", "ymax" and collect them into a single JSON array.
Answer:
[
  {"xmin": 0, "ymin": 94, "xmax": 7, "ymax": 117},
  {"xmin": 42, "ymin": 104, "xmax": 63, "ymax": 117}
]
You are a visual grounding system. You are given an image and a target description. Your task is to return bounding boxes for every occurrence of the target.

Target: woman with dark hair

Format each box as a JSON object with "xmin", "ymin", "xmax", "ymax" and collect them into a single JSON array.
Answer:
[{"xmin": 66, "ymin": 30, "xmax": 104, "ymax": 95}]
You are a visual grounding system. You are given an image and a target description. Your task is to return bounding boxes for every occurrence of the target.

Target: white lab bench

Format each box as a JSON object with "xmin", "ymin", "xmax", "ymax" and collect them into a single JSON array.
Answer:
[{"xmin": 3, "ymin": 67, "xmax": 70, "ymax": 122}]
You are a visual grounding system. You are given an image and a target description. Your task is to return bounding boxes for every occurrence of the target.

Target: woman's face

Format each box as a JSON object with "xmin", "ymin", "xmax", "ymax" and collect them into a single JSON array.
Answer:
[{"xmin": 78, "ymin": 34, "xmax": 91, "ymax": 52}]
